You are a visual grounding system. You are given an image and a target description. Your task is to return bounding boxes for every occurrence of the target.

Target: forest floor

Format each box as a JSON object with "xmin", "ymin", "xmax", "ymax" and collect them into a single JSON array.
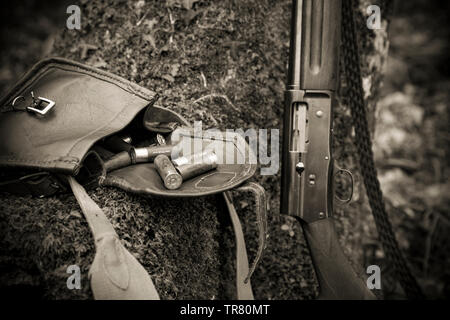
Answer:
[{"xmin": 0, "ymin": 0, "xmax": 448, "ymax": 299}]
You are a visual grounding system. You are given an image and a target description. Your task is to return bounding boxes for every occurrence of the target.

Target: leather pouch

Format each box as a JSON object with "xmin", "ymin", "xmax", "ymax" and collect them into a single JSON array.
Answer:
[
  {"xmin": 0, "ymin": 58, "xmax": 266, "ymax": 300},
  {"xmin": 0, "ymin": 57, "xmax": 256, "ymax": 195}
]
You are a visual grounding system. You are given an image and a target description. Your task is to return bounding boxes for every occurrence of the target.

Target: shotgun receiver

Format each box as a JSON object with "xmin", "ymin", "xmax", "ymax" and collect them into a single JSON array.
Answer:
[{"xmin": 281, "ymin": 0, "xmax": 376, "ymax": 299}]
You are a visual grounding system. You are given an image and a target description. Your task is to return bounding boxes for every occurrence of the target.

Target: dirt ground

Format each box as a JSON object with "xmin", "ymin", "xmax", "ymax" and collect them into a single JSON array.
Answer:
[{"xmin": 0, "ymin": 0, "xmax": 448, "ymax": 299}]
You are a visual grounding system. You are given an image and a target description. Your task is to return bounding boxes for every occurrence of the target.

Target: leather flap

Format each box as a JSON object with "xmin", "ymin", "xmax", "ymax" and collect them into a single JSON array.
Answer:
[{"xmin": 0, "ymin": 57, "xmax": 157, "ymax": 175}]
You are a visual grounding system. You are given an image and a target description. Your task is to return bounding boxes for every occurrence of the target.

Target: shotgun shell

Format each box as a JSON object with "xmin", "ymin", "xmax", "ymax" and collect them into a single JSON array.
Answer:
[
  {"xmin": 104, "ymin": 151, "xmax": 133, "ymax": 172},
  {"xmin": 172, "ymin": 150, "xmax": 218, "ymax": 166},
  {"xmin": 154, "ymin": 155, "xmax": 183, "ymax": 190},
  {"xmin": 132, "ymin": 145, "xmax": 175, "ymax": 163},
  {"xmin": 121, "ymin": 136, "xmax": 133, "ymax": 144},
  {"xmin": 174, "ymin": 151, "xmax": 219, "ymax": 181},
  {"xmin": 103, "ymin": 135, "xmax": 134, "ymax": 153}
]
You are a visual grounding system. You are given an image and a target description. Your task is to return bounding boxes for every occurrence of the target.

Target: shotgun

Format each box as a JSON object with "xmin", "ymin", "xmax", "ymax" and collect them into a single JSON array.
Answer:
[{"xmin": 281, "ymin": 0, "xmax": 376, "ymax": 299}]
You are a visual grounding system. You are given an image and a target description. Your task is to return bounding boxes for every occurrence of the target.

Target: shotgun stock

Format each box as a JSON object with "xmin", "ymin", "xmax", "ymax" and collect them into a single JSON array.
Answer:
[{"xmin": 280, "ymin": 0, "xmax": 376, "ymax": 299}]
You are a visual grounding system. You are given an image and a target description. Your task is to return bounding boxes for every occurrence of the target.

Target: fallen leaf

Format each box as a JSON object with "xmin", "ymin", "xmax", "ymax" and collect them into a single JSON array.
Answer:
[
  {"xmin": 144, "ymin": 18, "xmax": 158, "ymax": 31},
  {"xmin": 161, "ymin": 74, "xmax": 175, "ymax": 82},
  {"xmin": 183, "ymin": 9, "xmax": 201, "ymax": 25},
  {"xmin": 182, "ymin": 0, "xmax": 199, "ymax": 10},
  {"xmin": 239, "ymin": 200, "xmax": 249, "ymax": 209},
  {"xmin": 135, "ymin": 0, "xmax": 146, "ymax": 10},
  {"xmin": 159, "ymin": 44, "xmax": 170, "ymax": 53},
  {"xmin": 92, "ymin": 58, "xmax": 108, "ymax": 69},
  {"xmin": 166, "ymin": 0, "xmax": 179, "ymax": 8},
  {"xmin": 143, "ymin": 34, "xmax": 156, "ymax": 49},
  {"xmin": 170, "ymin": 63, "xmax": 180, "ymax": 77},
  {"xmin": 70, "ymin": 210, "xmax": 82, "ymax": 219}
]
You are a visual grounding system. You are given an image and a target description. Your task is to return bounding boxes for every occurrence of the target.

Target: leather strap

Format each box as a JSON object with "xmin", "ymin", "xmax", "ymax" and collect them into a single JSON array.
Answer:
[
  {"xmin": 224, "ymin": 192, "xmax": 255, "ymax": 300},
  {"xmin": 67, "ymin": 176, "xmax": 160, "ymax": 300},
  {"xmin": 235, "ymin": 182, "xmax": 268, "ymax": 283},
  {"xmin": 70, "ymin": 179, "xmax": 256, "ymax": 300},
  {"xmin": 2, "ymin": 173, "xmax": 261, "ymax": 300}
]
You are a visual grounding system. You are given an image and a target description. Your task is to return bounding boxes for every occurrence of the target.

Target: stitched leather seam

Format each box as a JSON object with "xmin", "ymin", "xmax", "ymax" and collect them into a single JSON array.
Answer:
[
  {"xmin": 51, "ymin": 64, "xmax": 155, "ymax": 101},
  {"xmin": 0, "ymin": 157, "xmax": 79, "ymax": 165},
  {"xmin": 1, "ymin": 57, "xmax": 157, "ymax": 108}
]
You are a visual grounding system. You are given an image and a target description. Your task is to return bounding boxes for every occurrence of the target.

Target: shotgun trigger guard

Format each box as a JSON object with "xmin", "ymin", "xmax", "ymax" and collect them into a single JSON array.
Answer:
[{"xmin": 333, "ymin": 166, "xmax": 353, "ymax": 205}]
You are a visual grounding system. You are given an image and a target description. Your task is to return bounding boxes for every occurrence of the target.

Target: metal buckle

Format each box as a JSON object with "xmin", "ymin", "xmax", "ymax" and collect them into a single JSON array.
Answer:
[{"xmin": 26, "ymin": 92, "xmax": 55, "ymax": 115}]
